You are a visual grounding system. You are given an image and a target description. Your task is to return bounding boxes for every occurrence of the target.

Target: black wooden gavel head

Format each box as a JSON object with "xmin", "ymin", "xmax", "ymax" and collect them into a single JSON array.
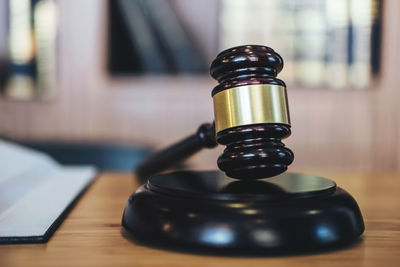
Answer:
[{"xmin": 210, "ymin": 45, "xmax": 294, "ymax": 179}]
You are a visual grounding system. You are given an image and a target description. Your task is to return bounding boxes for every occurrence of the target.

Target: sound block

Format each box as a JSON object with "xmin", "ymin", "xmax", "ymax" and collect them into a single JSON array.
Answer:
[{"xmin": 122, "ymin": 171, "xmax": 364, "ymax": 253}]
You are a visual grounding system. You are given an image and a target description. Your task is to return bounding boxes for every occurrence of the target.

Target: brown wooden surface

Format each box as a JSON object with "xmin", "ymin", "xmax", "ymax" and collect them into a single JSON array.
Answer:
[{"xmin": 1, "ymin": 172, "xmax": 399, "ymax": 267}]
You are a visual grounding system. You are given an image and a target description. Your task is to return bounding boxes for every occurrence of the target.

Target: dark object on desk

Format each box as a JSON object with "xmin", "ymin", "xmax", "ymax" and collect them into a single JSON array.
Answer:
[
  {"xmin": 122, "ymin": 171, "xmax": 364, "ymax": 252},
  {"xmin": 125, "ymin": 45, "xmax": 364, "ymax": 254},
  {"xmin": 135, "ymin": 45, "xmax": 294, "ymax": 181},
  {"xmin": 210, "ymin": 45, "xmax": 293, "ymax": 179},
  {"xmin": 136, "ymin": 123, "xmax": 216, "ymax": 182}
]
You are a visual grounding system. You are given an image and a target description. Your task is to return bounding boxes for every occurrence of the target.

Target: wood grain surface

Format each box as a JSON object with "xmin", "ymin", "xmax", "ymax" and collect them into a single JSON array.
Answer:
[{"xmin": 1, "ymin": 172, "xmax": 399, "ymax": 267}]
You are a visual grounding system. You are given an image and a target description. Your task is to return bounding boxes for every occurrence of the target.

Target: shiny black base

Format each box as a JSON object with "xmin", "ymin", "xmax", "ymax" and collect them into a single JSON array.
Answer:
[{"xmin": 122, "ymin": 171, "xmax": 364, "ymax": 253}]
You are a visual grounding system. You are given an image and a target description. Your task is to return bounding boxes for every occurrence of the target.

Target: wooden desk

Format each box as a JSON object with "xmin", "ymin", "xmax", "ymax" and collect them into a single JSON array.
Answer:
[{"xmin": 1, "ymin": 172, "xmax": 400, "ymax": 266}]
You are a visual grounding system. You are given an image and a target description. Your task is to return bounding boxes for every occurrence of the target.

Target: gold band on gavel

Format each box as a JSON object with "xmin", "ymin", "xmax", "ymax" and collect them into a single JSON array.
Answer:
[{"xmin": 213, "ymin": 84, "xmax": 290, "ymax": 133}]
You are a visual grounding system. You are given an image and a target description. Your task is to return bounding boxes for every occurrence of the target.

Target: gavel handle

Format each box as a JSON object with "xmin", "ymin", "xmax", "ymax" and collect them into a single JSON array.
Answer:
[{"xmin": 135, "ymin": 123, "xmax": 217, "ymax": 182}]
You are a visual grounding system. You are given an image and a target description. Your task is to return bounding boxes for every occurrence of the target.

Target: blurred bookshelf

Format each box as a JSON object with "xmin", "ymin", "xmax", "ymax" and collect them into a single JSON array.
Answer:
[
  {"xmin": 0, "ymin": 0, "xmax": 384, "ymax": 102},
  {"xmin": 0, "ymin": 0, "xmax": 58, "ymax": 100},
  {"xmin": 219, "ymin": 0, "xmax": 382, "ymax": 90},
  {"xmin": 107, "ymin": 0, "xmax": 382, "ymax": 91},
  {"xmin": 1, "ymin": 0, "xmax": 400, "ymax": 174},
  {"xmin": 108, "ymin": 0, "xmax": 210, "ymax": 75}
]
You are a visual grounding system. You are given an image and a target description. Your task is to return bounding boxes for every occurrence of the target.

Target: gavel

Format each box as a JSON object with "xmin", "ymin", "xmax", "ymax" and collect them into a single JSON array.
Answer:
[
  {"xmin": 124, "ymin": 45, "xmax": 364, "ymax": 253},
  {"xmin": 136, "ymin": 45, "xmax": 294, "ymax": 181}
]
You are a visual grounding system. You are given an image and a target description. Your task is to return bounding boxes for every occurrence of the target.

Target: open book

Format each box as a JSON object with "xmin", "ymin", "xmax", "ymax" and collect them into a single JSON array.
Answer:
[{"xmin": 0, "ymin": 140, "xmax": 96, "ymax": 243}]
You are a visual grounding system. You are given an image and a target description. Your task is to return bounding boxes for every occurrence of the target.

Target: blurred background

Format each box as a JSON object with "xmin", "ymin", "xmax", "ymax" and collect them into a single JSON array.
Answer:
[{"xmin": 0, "ymin": 0, "xmax": 398, "ymax": 175}]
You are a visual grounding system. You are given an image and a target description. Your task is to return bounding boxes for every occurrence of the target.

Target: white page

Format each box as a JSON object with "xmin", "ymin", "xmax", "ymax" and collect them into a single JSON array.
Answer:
[
  {"xmin": 0, "ymin": 140, "xmax": 96, "ymax": 242},
  {"xmin": 0, "ymin": 140, "xmax": 58, "ymax": 183}
]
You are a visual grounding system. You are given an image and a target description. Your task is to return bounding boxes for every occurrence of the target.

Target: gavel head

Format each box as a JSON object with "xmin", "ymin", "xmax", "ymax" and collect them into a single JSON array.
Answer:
[{"xmin": 210, "ymin": 45, "xmax": 294, "ymax": 180}]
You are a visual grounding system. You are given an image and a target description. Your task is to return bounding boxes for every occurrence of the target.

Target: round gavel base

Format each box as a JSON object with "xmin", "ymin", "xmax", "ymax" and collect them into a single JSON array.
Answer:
[{"xmin": 122, "ymin": 171, "xmax": 364, "ymax": 254}]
